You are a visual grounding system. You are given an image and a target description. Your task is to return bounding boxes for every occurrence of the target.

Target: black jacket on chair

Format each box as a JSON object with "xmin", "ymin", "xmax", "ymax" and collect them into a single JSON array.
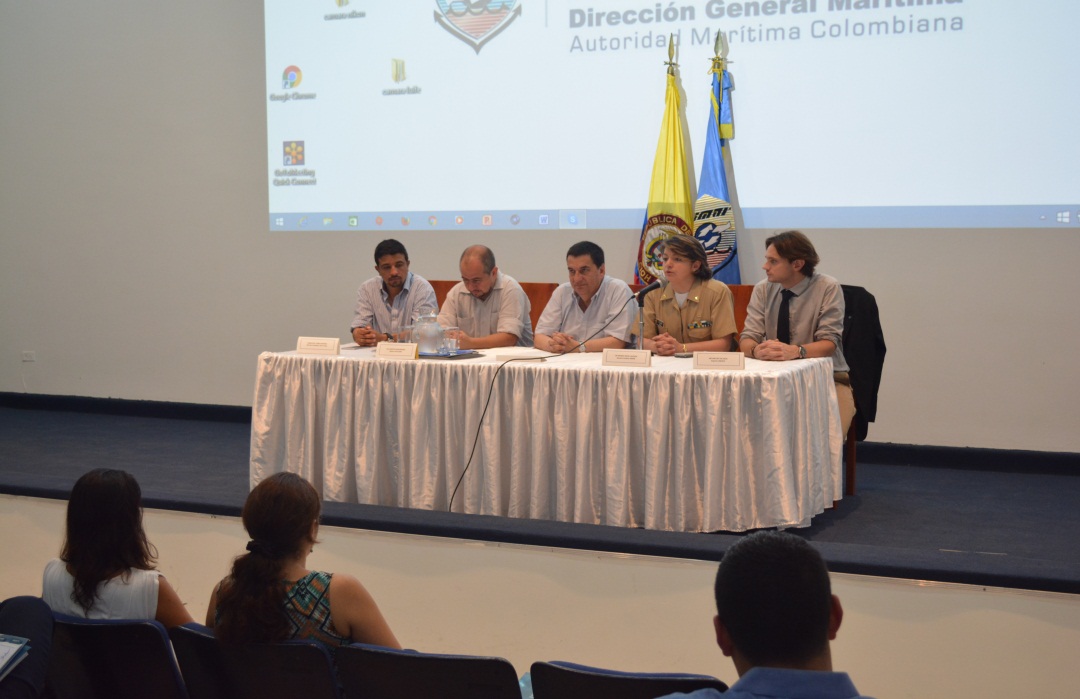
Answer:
[{"xmin": 841, "ymin": 285, "xmax": 886, "ymax": 442}]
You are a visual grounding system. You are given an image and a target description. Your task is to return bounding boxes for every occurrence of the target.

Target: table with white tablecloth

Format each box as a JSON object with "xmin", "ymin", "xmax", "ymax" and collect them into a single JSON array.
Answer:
[{"xmin": 250, "ymin": 348, "xmax": 843, "ymax": 533}]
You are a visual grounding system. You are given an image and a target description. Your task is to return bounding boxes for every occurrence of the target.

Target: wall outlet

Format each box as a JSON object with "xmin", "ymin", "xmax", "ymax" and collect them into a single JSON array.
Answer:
[{"xmin": 22, "ymin": 351, "xmax": 36, "ymax": 362}]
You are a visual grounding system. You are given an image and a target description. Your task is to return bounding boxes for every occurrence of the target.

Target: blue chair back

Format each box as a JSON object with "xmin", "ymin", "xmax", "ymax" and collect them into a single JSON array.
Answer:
[
  {"xmin": 336, "ymin": 643, "xmax": 521, "ymax": 699},
  {"xmin": 530, "ymin": 660, "xmax": 728, "ymax": 699},
  {"xmin": 47, "ymin": 613, "xmax": 188, "ymax": 699},
  {"xmin": 168, "ymin": 623, "xmax": 340, "ymax": 699}
]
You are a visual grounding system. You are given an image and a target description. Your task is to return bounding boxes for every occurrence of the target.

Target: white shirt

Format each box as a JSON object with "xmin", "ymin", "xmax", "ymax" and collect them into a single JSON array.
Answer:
[
  {"xmin": 436, "ymin": 272, "xmax": 533, "ymax": 347},
  {"xmin": 42, "ymin": 558, "xmax": 160, "ymax": 619},
  {"xmin": 535, "ymin": 275, "xmax": 636, "ymax": 344}
]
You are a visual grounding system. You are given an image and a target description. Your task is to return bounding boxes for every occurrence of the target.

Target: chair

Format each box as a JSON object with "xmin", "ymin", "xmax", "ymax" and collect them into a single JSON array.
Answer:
[
  {"xmin": 46, "ymin": 614, "xmax": 188, "ymax": 699},
  {"xmin": 168, "ymin": 623, "xmax": 340, "ymax": 699},
  {"xmin": 336, "ymin": 643, "xmax": 521, "ymax": 699},
  {"xmin": 530, "ymin": 660, "xmax": 728, "ymax": 699}
]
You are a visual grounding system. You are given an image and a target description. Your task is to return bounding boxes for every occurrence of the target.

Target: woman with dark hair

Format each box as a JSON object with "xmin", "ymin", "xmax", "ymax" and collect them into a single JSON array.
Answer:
[
  {"xmin": 642, "ymin": 235, "xmax": 738, "ymax": 356},
  {"xmin": 41, "ymin": 469, "xmax": 193, "ymax": 627},
  {"xmin": 207, "ymin": 472, "xmax": 399, "ymax": 648}
]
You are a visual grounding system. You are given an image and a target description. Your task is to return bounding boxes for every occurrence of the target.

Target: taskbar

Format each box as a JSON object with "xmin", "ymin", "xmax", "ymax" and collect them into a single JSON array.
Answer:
[{"xmin": 269, "ymin": 205, "xmax": 1080, "ymax": 232}]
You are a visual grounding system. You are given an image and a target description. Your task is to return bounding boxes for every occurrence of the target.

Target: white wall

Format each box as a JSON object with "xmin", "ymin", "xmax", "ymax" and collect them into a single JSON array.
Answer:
[
  {"xmin": 1, "ymin": 2, "xmax": 1077, "ymax": 453},
  {"xmin": 3, "ymin": 495, "xmax": 1077, "ymax": 699}
]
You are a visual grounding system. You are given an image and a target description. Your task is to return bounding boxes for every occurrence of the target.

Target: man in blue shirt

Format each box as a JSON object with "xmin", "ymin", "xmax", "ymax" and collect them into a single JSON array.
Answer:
[
  {"xmin": 350, "ymin": 239, "xmax": 438, "ymax": 346},
  {"xmin": 659, "ymin": 531, "xmax": 874, "ymax": 699}
]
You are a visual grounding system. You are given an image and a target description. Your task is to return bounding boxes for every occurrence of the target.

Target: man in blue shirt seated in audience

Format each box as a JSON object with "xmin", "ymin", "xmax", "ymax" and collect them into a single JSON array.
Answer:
[
  {"xmin": 534, "ymin": 240, "xmax": 635, "ymax": 354},
  {"xmin": 659, "ymin": 531, "xmax": 874, "ymax": 699}
]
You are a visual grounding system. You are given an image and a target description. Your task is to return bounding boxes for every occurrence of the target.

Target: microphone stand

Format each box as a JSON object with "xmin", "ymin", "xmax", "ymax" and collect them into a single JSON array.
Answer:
[
  {"xmin": 635, "ymin": 281, "xmax": 660, "ymax": 350},
  {"xmin": 637, "ymin": 303, "xmax": 646, "ymax": 350}
]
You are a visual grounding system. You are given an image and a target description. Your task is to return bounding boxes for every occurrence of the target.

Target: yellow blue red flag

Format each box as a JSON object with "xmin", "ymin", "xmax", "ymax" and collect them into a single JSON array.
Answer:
[{"xmin": 636, "ymin": 46, "xmax": 694, "ymax": 286}]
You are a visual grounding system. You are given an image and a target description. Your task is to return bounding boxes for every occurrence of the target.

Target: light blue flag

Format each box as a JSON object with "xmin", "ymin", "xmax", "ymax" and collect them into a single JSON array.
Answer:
[{"xmin": 695, "ymin": 63, "xmax": 740, "ymax": 284}]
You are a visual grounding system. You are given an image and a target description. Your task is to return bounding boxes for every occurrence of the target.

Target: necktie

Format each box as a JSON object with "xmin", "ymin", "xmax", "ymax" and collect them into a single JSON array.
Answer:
[{"xmin": 777, "ymin": 289, "xmax": 795, "ymax": 344}]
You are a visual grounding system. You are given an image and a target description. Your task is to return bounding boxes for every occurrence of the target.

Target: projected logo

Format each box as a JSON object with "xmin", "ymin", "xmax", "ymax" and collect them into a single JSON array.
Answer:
[
  {"xmin": 637, "ymin": 214, "xmax": 693, "ymax": 286},
  {"xmin": 335, "ymin": 0, "xmax": 349, "ymax": 7},
  {"xmin": 283, "ymin": 141, "xmax": 305, "ymax": 166},
  {"xmin": 693, "ymin": 194, "xmax": 737, "ymax": 271},
  {"xmin": 434, "ymin": 1, "xmax": 522, "ymax": 54},
  {"xmin": 282, "ymin": 65, "xmax": 302, "ymax": 89}
]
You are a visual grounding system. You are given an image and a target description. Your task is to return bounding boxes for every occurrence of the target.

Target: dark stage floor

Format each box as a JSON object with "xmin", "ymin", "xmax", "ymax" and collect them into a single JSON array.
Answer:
[{"xmin": 2, "ymin": 405, "xmax": 1078, "ymax": 594}]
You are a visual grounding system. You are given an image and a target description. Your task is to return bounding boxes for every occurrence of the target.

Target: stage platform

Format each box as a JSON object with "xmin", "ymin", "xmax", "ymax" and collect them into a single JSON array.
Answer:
[{"xmin": 1, "ymin": 401, "xmax": 1078, "ymax": 595}]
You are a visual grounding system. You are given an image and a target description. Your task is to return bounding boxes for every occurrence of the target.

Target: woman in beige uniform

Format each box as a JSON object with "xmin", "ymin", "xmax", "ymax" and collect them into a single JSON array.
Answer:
[{"xmin": 642, "ymin": 236, "xmax": 737, "ymax": 356}]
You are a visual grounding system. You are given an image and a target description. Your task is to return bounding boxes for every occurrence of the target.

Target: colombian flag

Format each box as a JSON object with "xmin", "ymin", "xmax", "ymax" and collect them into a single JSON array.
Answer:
[{"xmin": 635, "ymin": 62, "xmax": 694, "ymax": 286}]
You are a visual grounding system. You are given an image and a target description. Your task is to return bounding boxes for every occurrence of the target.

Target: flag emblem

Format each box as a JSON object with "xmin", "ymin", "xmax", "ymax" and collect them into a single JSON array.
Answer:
[
  {"xmin": 639, "ymin": 213, "xmax": 692, "ymax": 285},
  {"xmin": 694, "ymin": 195, "xmax": 737, "ymax": 270},
  {"xmin": 434, "ymin": 1, "xmax": 522, "ymax": 54}
]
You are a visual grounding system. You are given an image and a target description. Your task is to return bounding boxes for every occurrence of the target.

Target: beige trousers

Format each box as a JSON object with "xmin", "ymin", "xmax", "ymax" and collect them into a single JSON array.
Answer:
[{"xmin": 835, "ymin": 379, "xmax": 856, "ymax": 437}]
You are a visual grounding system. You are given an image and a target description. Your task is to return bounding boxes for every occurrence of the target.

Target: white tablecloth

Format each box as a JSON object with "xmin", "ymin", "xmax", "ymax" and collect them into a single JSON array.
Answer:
[{"xmin": 250, "ymin": 348, "xmax": 843, "ymax": 532}]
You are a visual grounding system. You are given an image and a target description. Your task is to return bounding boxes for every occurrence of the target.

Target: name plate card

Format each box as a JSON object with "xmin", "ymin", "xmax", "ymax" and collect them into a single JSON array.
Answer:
[
  {"xmin": 693, "ymin": 351, "xmax": 745, "ymax": 371},
  {"xmin": 602, "ymin": 348, "xmax": 652, "ymax": 368},
  {"xmin": 296, "ymin": 337, "xmax": 340, "ymax": 355},
  {"xmin": 375, "ymin": 342, "xmax": 418, "ymax": 360}
]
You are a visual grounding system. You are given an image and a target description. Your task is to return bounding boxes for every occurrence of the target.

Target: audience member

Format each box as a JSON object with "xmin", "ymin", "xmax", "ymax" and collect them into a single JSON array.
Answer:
[
  {"xmin": 436, "ymin": 244, "xmax": 533, "ymax": 349},
  {"xmin": 207, "ymin": 472, "xmax": 400, "ymax": 649},
  {"xmin": 351, "ymin": 238, "xmax": 438, "ymax": 346},
  {"xmin": 657, "ymin": 531, "xmax": 873, "ymax": 699},
  {"xmin": 41, "ymin": 468, "xmax": 193, "ymax": 627},
  {"xmin": 534, "ymin": 241, "xmax": 635, "ymax": 353},
  {"xmin": 0, "ymin": 596, "xmax": 52, "ymax": 699}
]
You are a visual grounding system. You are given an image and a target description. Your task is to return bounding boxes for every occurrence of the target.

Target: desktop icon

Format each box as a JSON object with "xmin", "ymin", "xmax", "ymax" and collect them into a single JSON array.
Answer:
[
  {"xmin": 455, "ymin": 216, "xmax": 464, "ymax": 225},
  {"xmin": 282, "ymin": 65, "xmax": 302, "ymax": 89},
  {"xmin": 510, "ymin": 214, "xmax": 520, "ymax": 225},
  {"xmin": 274, "ymin": 217, "xmax": 285, "ymax": 227},
  {"xmin": 428, "ymin": 216, "xmax": 438, "ymax": 226},
  {"xmin": 482, "ymin": 215, "xmax": 493, "ymax": 226},
  {"xmin": 348, "ymin": 216, "xmax": 359, "ymax": 227},
  {"xmin": 375, "ymin": 216, "xmax": 384, "ymax": 225},
  {"xmin": 538, "ymin": 214, "xmax": 549, "ymax": 225},
  {"xmin": 323, "ymin": 217, "xmax": 333, "ymax": 226},
  {"xmin": 283, "ymin": 141, "xmax": 305, "ymax": 166},
  {"xmin": 392, "ymin": 59, "xmax": 406, "ymax": 84},
  {"xmin": 298, "ymin": 216, "xmax": 309, "ymax": 228},
  {"xmin": 1057, "ymin": 210, "xmax": 1072, "ymax": 224},
  {"xmin": 401, "ymin": 217, "xmax": 410, "ymax": 226}
]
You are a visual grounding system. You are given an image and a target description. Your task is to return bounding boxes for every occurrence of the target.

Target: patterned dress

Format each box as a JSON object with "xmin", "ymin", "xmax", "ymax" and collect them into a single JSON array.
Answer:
[{"xmin": 283, "ymin": 571, "xmax": 349, "ymax": 646}]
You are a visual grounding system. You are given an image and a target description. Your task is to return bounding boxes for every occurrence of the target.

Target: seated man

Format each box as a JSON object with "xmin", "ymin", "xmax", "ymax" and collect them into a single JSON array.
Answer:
[
  {"xmin": 436, "ymin": 245, "xmax": 533, "ymax": 349},
  {"xmin": 739, "ymin": 230, "xmax": 855, "ymax": 434},
  {"xmin": 657, "ymin": 531, "xmax": 874, "ymax": 699},
  {"xmin": 534, "ymin": 241, "xmax": 635, "ymax": 354},
  {"xmin": 350, "ymin": 239, "xmax": 438, "ymax": 347}
]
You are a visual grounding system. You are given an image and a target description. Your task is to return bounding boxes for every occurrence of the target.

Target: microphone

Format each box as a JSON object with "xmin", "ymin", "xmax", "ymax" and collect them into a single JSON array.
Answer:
[
  {"xmin": 639, "ymin": 257, "xmax": 730, "ymax": 306},
  {"xmin": 636, "ymin": 280, "xmax": 661, "ymax": 306}
]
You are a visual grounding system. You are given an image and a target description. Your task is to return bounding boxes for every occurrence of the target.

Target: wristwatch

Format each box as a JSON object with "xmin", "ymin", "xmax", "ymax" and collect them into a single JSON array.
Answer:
[{"xmin": 797, "ymin": 345, "xmax": 807, "ymax": 359}]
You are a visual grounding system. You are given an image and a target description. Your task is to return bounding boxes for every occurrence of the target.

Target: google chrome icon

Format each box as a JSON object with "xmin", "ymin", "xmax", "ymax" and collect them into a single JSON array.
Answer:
[{"xmin": 282, "ymin": 66, "xmax": 302, "ymax": 89}]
